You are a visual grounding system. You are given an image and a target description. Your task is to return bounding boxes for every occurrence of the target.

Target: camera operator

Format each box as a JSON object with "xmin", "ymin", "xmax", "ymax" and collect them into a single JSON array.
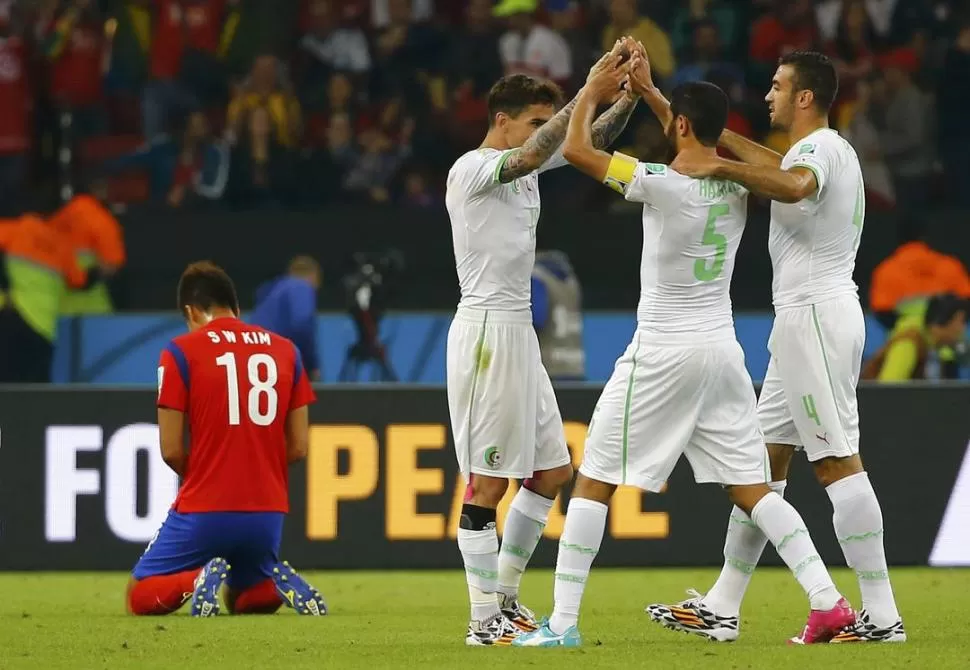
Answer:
[{"xmin": 339, "ymin": 250, "xmax": 403, "ymax": 382}]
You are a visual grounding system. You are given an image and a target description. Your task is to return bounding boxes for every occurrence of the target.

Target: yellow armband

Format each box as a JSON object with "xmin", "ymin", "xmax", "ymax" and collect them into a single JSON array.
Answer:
[{"xmin": 604, "ymin": 152, "xmax": 637, "ymax": 194}]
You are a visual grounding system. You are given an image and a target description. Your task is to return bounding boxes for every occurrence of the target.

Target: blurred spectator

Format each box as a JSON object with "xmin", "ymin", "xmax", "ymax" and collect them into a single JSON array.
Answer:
[
  {"xmin": 670, "ymin": 0, "xmax": 740, "ymax": 61},
  {"xmin": 876, "ymin": 49, "xmax": 934, "ymax": 224},
  {"xmin": 48, "ymin": 189, "xmax": 125, "ymax": 314},
  {"xmin": 870, "ymin": 223, "xmax": 970, "ymax": 326},
  {"xmin": 0, "ymin": 17, "xmax": 30, "ymax": 216},
  {"xmin": 817, "ymin": 0, "xmax": 932, "ymax": 50},
  {"xmin": 143, "ymin": 0, "xmax": 229, "ymax": 141},
  {"xmin": 299, "ymin": 0, "xmax": 370, "ymax": 76},
  {"xmin": 937, "ymin": 22, "xmax": 970, "ymax": 204},
  {"xmin": 602, "ymin": 0, "xmax": 675, "ymax": 82},
  {"xmin": 826, "ymin": 0, "xmax": 876, "ymax": 104},
  {"xmin": 862, "ymin": 293, "xmax": 968, "ymax": 382},
  {"xmin": 297, "ymin": 111, "xmax": 357, "ymax": 203},
  {"xmin": 447, "ymin": 0, "xmax": 503, "ymax": 132},
  {"xmin": 343, "ymin": 122, "xmax": 413, "ymax": 203},
  {"xmin": 41, "ymin": 0, "xmax": 108, "ymax": 138},
  {"xmin": 372, "ymin": 0, "xmax": 444, "ymax": 103},
  {"xmin": 371, "ymin": 0, "xmax": 432, "ymax": 29},
  {"xmin": 226, "ymin": 106, "xmax": 295, "ymax": 208},
  {"xmin": 251, "ymin": 255, "xmax": 322, "ymax": 380},
  {"xmin": 708, "ymin": 66, "xmax": 753, "ymax": 159},
  {"xmin": 670, "ymin": 18, "xmax": 744, "ymax": 90},
  {"xmin": 749, "ymin": 0, "xmax": 818, "ymax": 82},
  {"xmin": 103, "ymin": 0, "xmax": 151, "ymax": 97},
  {"xmin": 320, "ymin": 72, "xmax": 369, "ymax": 129},
  {"xmin": 227, "ymin": 54, "xmax": 302, "ymax": 147},
  {"xmin": 842, "ymin": 76, "xmax": 895, "ymax": 208},
  {"xmin": 103, "ymin": 110, "xmax": 228, "ymax": 206},
  {"xmin": 400, "ymin": 166, "xmax": 434, "ymax": 207},
  {"xmin": 495, "ymin": 0, "xmax": 572, "ymax": 87},
  {"xmin": 548, "ymin": 0, "xmax": 596, "ymax": 93}
]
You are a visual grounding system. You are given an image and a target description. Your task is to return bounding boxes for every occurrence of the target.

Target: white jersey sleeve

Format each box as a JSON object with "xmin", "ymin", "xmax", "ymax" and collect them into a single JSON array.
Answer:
[
  {"xmin": 621, "ymin": 161, "xmax": 688, "ymax": 211},
  {"xmin": 787, "ymin": 137, "xmax": 837, "ymax": 199},
  {"xmin": 448, "ymin": 148, "xmax": 514, "ymax": 197}
]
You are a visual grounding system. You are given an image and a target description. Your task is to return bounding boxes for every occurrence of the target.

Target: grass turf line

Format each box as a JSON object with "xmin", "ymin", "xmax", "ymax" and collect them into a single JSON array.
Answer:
[{"xmin": 0, "ymin": 567, "xmax": 966, "ymax": 669}]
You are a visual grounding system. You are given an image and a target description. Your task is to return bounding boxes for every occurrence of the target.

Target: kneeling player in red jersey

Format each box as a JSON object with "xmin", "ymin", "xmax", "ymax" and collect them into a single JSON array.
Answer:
[{"xmin": 127, "ymin": 261, "xmax": 327, "ymax": 617}]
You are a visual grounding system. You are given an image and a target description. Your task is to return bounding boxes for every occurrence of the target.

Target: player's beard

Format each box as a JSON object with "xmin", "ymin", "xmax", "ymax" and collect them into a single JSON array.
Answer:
[{"xmin": 771, "ymin": 100, "xmax": 795, "ymax": 131}]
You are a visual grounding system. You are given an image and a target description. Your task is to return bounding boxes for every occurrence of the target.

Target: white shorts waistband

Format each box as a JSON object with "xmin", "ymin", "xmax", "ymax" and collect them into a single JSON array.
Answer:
[{"xmin": 454, "ymin": 306, "xmax": 533, "ymax": 325}]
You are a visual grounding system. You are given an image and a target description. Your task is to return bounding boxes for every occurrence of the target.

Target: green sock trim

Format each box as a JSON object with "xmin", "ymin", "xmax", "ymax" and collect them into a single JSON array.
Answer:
[
  {"xmin": 501, "ymin": 544, "xmax": 531, "ymax": 559},
  {"xmin": 559, "ymin": 541, "xmax": 598, "ymax": 555},
  {"xmin": 554, "ymin": 572, "xmax": 586, "ymax": 584},
  {"xmin": 776, "ymin": 527, "xmax": 808, "ymax": 552}
]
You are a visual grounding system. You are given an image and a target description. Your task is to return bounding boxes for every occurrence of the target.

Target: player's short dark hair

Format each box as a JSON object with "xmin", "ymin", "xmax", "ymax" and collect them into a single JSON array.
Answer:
[
  {"xmin": 778, "ymin": 51, "xmax": 839, "ymax": 112},
  {"xmin": 669, "ymin": 81, "xmax": 729, "ymax": 147},
  {"xmin": 486, "ymin": 74, "xmax": 564, "ymax": 126},
  {"xmin": 178, "ymin": 261, "xmax": 240, "ymax": 315}
]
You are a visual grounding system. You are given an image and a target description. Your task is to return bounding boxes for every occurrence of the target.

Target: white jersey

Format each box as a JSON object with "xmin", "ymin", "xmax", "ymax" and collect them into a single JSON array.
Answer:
[
  {"xmin": 445, "ymin": 147, "xmax": 567, "ymax": 311},
  {"xmin": 771, "ymin": 128, "xmax": 865, "ymax": 309},
  {"xmin": 619, "ymin": 161, "xmax": 749, "ymax": 335}
]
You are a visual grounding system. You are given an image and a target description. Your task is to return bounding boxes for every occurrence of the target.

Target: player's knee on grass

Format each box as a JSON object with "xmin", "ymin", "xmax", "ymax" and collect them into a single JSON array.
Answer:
[
  {"xmin": 811, "ymin": 454, "xmax": 864, "ymax": 488},
  {"xmin": 524, "ymin": 463, "xmax": 574, "ymax": 499},
  {"xmin": 571, "ymin": 473, "xmax": 615, "ymax": 505},
  {"xmin": 465, "ymin": 474, "xmax": 509, "ymax": 508},
  {"xmin": 767, "ymin": 444, "xmax": 796, "ymax": 482},
  {"xmin": 226, "ymin": 579, "xmax": 283, "ymax": 615},
  {"xmin": 127, "ymin": 571, "xmax": 199, "ymax": 615},
  {"xmin": 725, "ymin": 483, "xmax": 772, "ymax": 516}
]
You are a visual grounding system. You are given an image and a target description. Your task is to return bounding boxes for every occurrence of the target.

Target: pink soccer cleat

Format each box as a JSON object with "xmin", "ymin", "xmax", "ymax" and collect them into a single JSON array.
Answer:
[{"xmin": 789, "ymin": 598, "xmax": 856, "ymax": 645}]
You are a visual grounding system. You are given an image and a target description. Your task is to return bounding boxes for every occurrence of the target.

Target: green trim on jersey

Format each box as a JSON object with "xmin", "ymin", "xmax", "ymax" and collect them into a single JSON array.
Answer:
[
  {"xmin": 620, "ymin": 332, "xmax": 642, "ymax": 484},
  {"xmin": 492, "ymin": 151, "xmax": 514, "ymax": 183},
  {"xmin": 810, "ymin": 305, "xmax": 851, "ymax": 448},
  {"xmin": 794, "ymin": 162, "xmax": 824, "ymax": 197},
  {"xmin": 465, "ymin": 311, "xmax": 490, "ymax": 470}
]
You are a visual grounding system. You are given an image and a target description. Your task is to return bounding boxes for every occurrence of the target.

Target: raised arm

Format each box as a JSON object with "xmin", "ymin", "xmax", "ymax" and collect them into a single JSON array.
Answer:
[
  {"xmin": 562, "ymin": 56, "xmax": 630, "ymax": 182},
  {"xmin": 590, "ymin": 93, "xmax": 638, "ymax": 150},
  {"xmin": 498, "ymin": 97, "xmax": 578, "ymax": 183},
  {"xmin": 628, "ymin": 40, "xmax": 782, "ymax": 168}
]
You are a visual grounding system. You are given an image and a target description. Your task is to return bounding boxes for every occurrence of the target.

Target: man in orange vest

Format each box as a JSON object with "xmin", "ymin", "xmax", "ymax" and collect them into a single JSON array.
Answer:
[
  {"xmin": 48, "ymin": 190, "xmax": 125, "ymax": 314},
  {"xmin": 0, "ymin": 214, "xmax": 100, "ymax": 382}
]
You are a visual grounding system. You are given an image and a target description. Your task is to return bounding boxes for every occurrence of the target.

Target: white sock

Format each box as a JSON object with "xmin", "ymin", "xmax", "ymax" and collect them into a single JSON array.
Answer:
[
  {"xmin": 704, "ymin": 481, "xmax": 787, "ymax": 617},
  {"xmin": 498, "ymin": 487, "xmax": 554, "ymax": 600},
  {"xmin": 458, "ymin": 527, "xmax": 501, "ymax": 622},
  {"xmin": 751, "ymin": 492, "xmax": 841, "ymax": 611},
  {"xmin": 827, "ymin": 472, "xmax": 900, "ymax": 626},
  {"xmin": 548, "ymin": 497, "xmax": 608, "ymax": 635}
]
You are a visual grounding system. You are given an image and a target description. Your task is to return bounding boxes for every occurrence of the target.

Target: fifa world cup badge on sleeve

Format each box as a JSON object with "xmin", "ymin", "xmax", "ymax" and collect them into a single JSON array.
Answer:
[{"xmin": 604, "ymin": 152, "xmax": 638, "ymax": 194}]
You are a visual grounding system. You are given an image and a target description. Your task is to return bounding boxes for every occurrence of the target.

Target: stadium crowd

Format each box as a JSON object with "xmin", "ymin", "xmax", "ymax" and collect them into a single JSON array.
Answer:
[{"xmin": 0, "ymin": 0, "xmax": 968, "ymax": 215}]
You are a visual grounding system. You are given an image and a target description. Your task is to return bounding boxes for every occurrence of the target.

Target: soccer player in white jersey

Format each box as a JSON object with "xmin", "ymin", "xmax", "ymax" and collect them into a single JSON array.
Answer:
[
  {"xmin": 445, "ymin": 41, "xmax": 640, "ymax": 647},
  {"xmin": 514, "ymin": 53, "xmax": 854, "ymax": 649},
  {"xmin": 643, "ymin": 51, "xmax": 906, "ymax": 643}
]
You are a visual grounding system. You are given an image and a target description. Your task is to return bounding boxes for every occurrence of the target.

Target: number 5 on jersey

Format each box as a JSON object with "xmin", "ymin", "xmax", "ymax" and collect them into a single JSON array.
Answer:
[
  {"xmin": 216, "ymin": 352, "xmax": 279, "ymax": 426},
  {"xmin": 694, "ymin": 203, "xmax": 729, "ymax": 282}
]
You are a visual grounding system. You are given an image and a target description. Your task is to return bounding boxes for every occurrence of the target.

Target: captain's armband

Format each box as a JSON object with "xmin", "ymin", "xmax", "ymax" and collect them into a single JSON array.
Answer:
[{"xmin": 603, "ymin": 152, "xmax": 637, "ymax": 194}]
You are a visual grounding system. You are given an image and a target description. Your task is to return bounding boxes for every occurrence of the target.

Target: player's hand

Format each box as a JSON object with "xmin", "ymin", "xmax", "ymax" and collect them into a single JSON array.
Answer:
[
  {"xmin": 583, "ymin": 54, "xmax": 629, "ymax": 104},
  {"xmin": 628, "ymin": 42, "xmax": 654, "ymax": 95},
  {"xmin": 670, "ymin": 153, "xmax": 723, "ymax": 179},
  {"xmin": 586, "ymin": 37, "xmax": 630, "ymax": 84}
]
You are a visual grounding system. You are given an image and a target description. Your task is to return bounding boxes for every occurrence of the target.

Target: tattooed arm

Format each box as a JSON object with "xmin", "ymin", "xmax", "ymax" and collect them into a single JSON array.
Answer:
[
  {"xmin": 590, "ymin": 93, "xmax": 638, "ymax": 150},
  {"xmin": 496, "ymin": 97, "xmax": 578, "ymax": 183}
]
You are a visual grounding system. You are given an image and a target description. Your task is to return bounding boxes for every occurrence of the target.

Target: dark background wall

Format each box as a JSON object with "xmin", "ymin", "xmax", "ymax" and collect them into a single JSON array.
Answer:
[{"xmin": 113, "ymin": 203, "xmax": 969, "ymax": 311}]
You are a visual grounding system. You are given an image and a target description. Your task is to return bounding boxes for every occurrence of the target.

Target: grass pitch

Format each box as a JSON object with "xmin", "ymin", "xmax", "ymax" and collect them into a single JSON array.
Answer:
[{"xmin": 0, "ymin": 568, "xmax": 966, "ymax": 669}]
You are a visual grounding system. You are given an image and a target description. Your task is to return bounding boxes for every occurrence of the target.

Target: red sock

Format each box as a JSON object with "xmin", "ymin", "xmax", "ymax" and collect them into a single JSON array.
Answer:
[
  {"xmin": 127, "ymin": 570, "xmax": 199, "ymax": 615},
  {"xmin": 229, "ymin": 578, "xmax": 282, "ymax": 614}
]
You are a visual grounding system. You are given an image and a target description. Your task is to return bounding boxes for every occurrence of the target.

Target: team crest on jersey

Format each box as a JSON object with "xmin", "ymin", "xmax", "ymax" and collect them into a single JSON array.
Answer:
[
  {"xmin": 484, "ymin": 446, "xmax": 502, "ymax": 468},
  {"xmin": 798, "ymin": 143, "xmax": 816, "ymax": 155},
  {"xmin": 511, "ymin": 179, "xmax": 521, "ymax": 194}
]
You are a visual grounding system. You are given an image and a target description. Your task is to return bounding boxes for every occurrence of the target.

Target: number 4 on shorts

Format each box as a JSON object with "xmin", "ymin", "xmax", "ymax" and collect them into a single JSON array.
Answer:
[{"xmin": 801, "ymin": 394, "xmax": 821, "ymax": 426}]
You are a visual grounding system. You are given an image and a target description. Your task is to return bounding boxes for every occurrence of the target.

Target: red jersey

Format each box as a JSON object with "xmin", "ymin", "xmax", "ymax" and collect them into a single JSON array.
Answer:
[
  {"xmin": 151, "ymin": 0, "xmax": 225, "ymax": 80},
  {"xmin": 157, "ymin": 317, "xmax": 316, "ymax": 513},
  {"xmin": 0, "ymin": 36, "xmax": 30, "ymax": 153},
  {"xmin": 50, "ymin": 21, "xmax": 104, "ymax": 107}
]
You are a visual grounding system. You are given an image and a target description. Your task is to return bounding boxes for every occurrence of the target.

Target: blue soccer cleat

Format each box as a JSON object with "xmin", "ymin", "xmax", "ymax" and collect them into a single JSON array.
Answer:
[
  {"xmin": 191, "ymin": 557, "xmax": 230, "ymax": 617},
  {"xmin": 512, "ymin": 622, "xmax": 582, "ymax": 648},
  {"xmin": 272, "ymin": 561, "xmax": 328, "ymax": 616}
]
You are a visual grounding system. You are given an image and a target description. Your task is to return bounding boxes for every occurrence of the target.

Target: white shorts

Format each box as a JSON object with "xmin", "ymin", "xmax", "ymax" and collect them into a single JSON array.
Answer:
[
  {"xmin": 579, "ymin": 330, "xmax": 769, "ymax": 493},
  {"xmin": 447, "ymin": 306, "xmax": 570, "ymax": 479},
  {"xmin": 757, "ymin": 295, "xmax": 865, "ymax": 461}
]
